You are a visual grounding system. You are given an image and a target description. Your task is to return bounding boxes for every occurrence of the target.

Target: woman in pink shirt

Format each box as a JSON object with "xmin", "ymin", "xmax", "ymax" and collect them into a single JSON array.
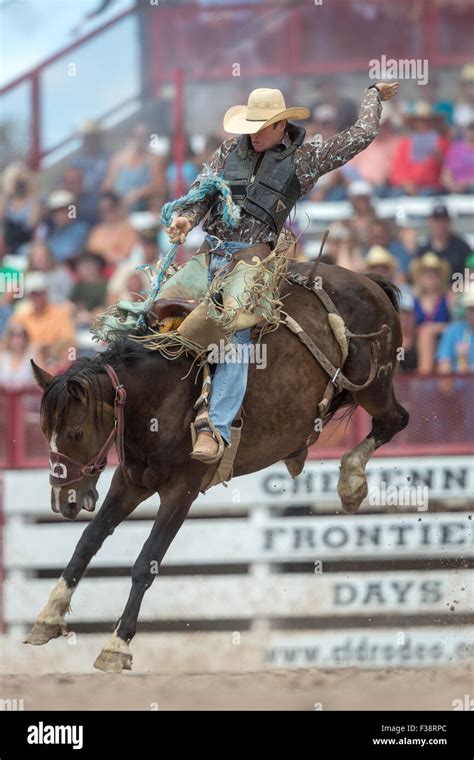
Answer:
[{"xmin": 389, "ymin": 103, "xmax": 449, "ymax": 195}]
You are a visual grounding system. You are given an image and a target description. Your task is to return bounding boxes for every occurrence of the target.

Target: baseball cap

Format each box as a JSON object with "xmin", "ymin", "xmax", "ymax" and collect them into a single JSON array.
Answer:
[{"xmin": 430, "ymin": 203, "xmax": 450, "ymax": 220}]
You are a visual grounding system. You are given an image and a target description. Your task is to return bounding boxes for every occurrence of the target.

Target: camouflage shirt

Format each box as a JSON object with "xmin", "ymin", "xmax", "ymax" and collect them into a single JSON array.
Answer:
[{"xmin": 180, "ymin": 87, "xmax": 382, "ymax": 245}]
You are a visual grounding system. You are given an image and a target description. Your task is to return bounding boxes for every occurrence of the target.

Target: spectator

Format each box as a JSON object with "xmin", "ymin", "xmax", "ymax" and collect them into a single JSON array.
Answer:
[
  {"xmin": 9, "ymin": 272, "xmax": 75, "ymax": 371},
  {"xmin": 437, "ymin": 289, "xmax": 474, "ymax": 373},
  {"xmin": 102, "ymin": 122, "xmax": 167, "ymax": 211},
  {"xmin": 441, "ymin": 120, "xmax": 474, "ymax": 194},
  {"xmin": 344, "ymin": 106, "xmax": 401, "ymax": 195},
  {"xmin": 389, "ymin": 102, "xmax": 449, "ymax": 195},
  {"xmin": 416, "ymin": 204, "xmax": 470, "ymax": 277},
  {"xmin": 397, "ymin": 289, "xmax": 418, "ymax": 372},
  {"xmin": 453, "ymin": 64, "xmax": 474, "ymax": 133},
  {"xmin": 69, "ymin": 252, "xmax": 108, "ymax": 328},
  {"xmin": 128, "ymin": 212, "xmax": 161, "ymax": 267},
  {"xmin": 412, "ymin": 252, "xmax": 450, "ymax": 325},
  {"xmin": 27, "ymin": 241, "xmax": 74, "ymax": 304},
  {"xmin": 322, "ymin": 222, "xmax": 364, "ymax": 270},
  {"xmin": 61, "ymin": 166, "xmax": 100, "ymax": 225},
  {"xmin": 70, "ymin": 120, "xmax": 109, "ymax": 198},
  {"xmin": 366, "ymin": 219, "xmax": 411, "ymax": 281},
  {"xmin": 364, "ymin": 246, "xmax": 398, "ymax": 282},
  {"xmin": 42, "ymin": 190, "xmax": 90, "ymax": 264},
  {"xmin": 397, "ymin": 223, "xmax": 420, "ymax": 276},
  {"xmin": 106, "ymin": 265, "xmax": 149, "ymax": 306},
  {"xmin": 402, "ymin": 73, "xmax": 454, "ymax": 130},
  {"xmin": 346, "ymin": 181, "xmax": 376, "ymax": 247},
  {"xmin": 1, "ymin": 162, "xmax": 41, "ymax": 255},
  {"xmin": 87, "ymin": 191, "xmax": 137, "ymax": 266},
  {"xmin": 0, "ymin": 324, "xmax": 34, "ymax": 387},
  {"xmin": 411, "ymin": 252, "xmax": 451, "ymax": 374},
  {"xmin": 309, "ymin": 105, "xmax": 346, "ymax": 201}
]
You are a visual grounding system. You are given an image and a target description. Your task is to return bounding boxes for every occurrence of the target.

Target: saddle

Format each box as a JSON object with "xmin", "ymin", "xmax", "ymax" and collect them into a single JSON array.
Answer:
[
  {"xmin": 148, "ymin": 297, "xmax": 198, "ymax": 331},
  {"xmin": 146, "ymin": 231, "xmax": 297, "ymax": 333}
]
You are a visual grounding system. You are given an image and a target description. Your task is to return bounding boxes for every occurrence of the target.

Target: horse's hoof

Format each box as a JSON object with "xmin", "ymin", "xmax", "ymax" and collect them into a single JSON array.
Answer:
[
  {"xmin": 93, "ymin": 648, "xmax": 133, "ymax": 674},
  {"xmin": 24, "ymin": 621, "xmax": 66, "ymax": 645}
]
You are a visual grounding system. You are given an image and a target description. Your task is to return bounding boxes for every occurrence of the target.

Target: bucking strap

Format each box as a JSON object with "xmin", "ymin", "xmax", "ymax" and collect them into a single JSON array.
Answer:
[{"xmin": 283, "ymin": 314, "xmax": 381, "ymax": 394}]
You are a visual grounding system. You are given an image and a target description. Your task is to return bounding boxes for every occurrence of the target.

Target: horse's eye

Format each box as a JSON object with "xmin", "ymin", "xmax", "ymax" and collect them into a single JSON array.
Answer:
[{"xmin": 69, "ymin": 431, "xmax": 84, "ymax": 442}]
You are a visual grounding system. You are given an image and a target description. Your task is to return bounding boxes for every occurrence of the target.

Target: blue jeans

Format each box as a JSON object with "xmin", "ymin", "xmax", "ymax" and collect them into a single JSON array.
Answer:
[{"xmin": 204, "ymin": 235, "xmax": 253, "ymax": 445}]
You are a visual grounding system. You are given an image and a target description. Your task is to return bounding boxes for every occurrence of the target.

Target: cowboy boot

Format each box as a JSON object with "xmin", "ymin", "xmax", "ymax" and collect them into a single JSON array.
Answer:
[{"xmin": 191, "ymin": 430, "xmax": 224, "ymax": 464}]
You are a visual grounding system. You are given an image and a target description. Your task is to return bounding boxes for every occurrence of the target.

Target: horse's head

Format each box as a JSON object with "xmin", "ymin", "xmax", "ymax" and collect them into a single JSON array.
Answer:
[{"xmin": 32, "ymin": 359, "xmax": 116, "ymax": 520}]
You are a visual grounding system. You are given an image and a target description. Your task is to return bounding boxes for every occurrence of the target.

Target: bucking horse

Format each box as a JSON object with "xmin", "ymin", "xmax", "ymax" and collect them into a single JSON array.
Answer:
[{"xmin": 25, "ymin": 257, "xmax": 408, "ymax": 673}]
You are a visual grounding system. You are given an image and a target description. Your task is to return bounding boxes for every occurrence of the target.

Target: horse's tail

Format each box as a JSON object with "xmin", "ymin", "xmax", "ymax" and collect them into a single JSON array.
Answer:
[{"xmin": 364, "ymin": 272, "xmax": 400, "ymax": 312}]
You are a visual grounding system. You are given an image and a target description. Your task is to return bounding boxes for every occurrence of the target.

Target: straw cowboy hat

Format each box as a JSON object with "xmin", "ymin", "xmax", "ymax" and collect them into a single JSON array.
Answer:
[
  {"xmin": 411, "ymin": 252, "xmax": 450, "ymax": 286},
  {"xmin": 223, "ymin": 88, "xmax": 310, "ymax": 134},
  {"xmin": 365, "ymin": 245, "xmax": 398, "ymax": 273}
]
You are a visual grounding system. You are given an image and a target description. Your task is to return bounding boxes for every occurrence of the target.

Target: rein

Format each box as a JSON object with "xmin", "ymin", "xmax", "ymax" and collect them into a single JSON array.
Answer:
[{"xmin": 48, "ymin": 364, "xmax": 127, "ymax": 488}]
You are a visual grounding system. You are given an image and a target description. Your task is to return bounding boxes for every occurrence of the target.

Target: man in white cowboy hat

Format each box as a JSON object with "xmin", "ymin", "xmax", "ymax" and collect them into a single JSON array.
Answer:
[{"xmin": 164, "ymin": 80, "xmax": 398, "ymax": 462}]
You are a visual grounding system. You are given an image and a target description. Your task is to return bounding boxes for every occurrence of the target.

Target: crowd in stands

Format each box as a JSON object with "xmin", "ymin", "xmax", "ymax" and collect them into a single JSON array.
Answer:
[{"xmin": 1, "ymin": 65, "xmax": 473, "ymax": 387}]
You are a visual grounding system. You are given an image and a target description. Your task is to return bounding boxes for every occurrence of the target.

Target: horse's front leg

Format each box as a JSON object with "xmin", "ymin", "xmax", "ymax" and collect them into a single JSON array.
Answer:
[
  {"xmin": 93, "ymin": 475, "xmax": 201, "ymax": 673},
  {"xmin": 24, "ymin": 468, "xmax": 152, "ymax": 645}
]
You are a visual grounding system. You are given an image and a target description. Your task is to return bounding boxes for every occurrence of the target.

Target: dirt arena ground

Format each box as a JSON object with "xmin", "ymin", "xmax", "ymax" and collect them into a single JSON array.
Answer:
[{"xmin": 1, "ymin": 668, "xmax": 471, "ymax": 710}]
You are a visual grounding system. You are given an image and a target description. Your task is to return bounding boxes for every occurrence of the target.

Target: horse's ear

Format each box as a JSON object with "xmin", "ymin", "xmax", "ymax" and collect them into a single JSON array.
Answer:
[{"xmin": 31, "ymin": 360, "xmax": 54, "ymax": 390}]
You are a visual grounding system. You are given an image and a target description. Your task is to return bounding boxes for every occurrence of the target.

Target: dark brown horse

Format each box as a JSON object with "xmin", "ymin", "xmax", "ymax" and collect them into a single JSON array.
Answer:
[{"xmin": 25, "ymin": 260, "xmax": 408, "ymax": 673}]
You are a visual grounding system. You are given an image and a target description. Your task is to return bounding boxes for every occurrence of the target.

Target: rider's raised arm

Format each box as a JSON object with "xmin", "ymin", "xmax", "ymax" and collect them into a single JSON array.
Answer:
[
  {"xmin": 178, "ymin": 137, "xmax": 239, "ymax": 229},
  {"xmin": 296, "ymin": 87, "xmax": 383, "ymax": 196}
]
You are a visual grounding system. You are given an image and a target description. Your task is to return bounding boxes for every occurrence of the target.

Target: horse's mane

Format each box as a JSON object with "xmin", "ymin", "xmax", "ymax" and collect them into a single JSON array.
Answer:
[{"xmin": 41, "ymin": 338, "xmax": 161, "ymax": 435}]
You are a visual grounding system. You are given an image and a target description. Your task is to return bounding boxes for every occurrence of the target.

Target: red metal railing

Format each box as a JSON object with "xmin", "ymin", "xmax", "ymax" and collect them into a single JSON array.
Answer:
[
  {"xmin": 1, "ymin": 1, "xmax": 473, "ymax": 170},
  {"xmin": 1, "ymin": 372, "xmax": 472, "ymax": 469},
  {"xmin": 0, "ymin": 5, "xmax": 137, "ymax": 169}
]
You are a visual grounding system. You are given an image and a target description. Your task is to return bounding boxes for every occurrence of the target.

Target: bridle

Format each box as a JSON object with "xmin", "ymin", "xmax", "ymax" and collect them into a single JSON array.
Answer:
[{"xmin": 48, "ymin": 364, "xmax": 126, "ymax": 488}]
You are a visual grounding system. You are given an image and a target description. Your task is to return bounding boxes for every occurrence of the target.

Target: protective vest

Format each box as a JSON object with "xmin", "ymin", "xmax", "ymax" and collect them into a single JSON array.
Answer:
[{"xmin": 212, "ymin": 123, "xmax": 305, "ymax": 235}]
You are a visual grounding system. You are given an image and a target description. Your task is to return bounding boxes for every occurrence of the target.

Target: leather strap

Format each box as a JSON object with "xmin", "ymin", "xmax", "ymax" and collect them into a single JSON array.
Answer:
[
  {"xmin": 48, "ymin": 363, "xmax": 126, "ymax": 488},
  {"xmin": 103, "ymin": 364, "xmax": 126, "ymax": 467},
  {"xmin": 284, "ymin": 314, "xmax": 378, "ymax": 394}
]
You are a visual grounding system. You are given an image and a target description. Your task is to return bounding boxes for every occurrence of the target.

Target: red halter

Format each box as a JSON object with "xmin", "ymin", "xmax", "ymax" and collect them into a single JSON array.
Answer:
[{"xmin": 48, "ymin": 364, "xmax": 126, "ymax": 488}]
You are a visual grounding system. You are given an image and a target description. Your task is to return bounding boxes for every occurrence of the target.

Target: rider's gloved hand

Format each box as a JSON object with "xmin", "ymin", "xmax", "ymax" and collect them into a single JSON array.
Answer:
[{"xmin": 167, "ymin": 216, "xmax": 193, "ymax": 244}]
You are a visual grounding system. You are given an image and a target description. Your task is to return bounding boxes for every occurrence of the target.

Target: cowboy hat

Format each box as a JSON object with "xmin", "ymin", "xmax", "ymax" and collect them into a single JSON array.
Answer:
[
  {"xmin": 47, "ymin": 190, "xmax": 75, "ymax": 211},
  {"xmin": 365, "ymin": 245, "xmax": 398, "ymax": 272},
  {"xmin": 223, "ymin": 88, "xmax": 310, "ymax": 135},
  {"xmin": 25, "ymin": 272, "xmax": 48, "ymax": 295},
  {"xmin": 410, "ymin": 252, "xmax": 450, "ymax": 285}
]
